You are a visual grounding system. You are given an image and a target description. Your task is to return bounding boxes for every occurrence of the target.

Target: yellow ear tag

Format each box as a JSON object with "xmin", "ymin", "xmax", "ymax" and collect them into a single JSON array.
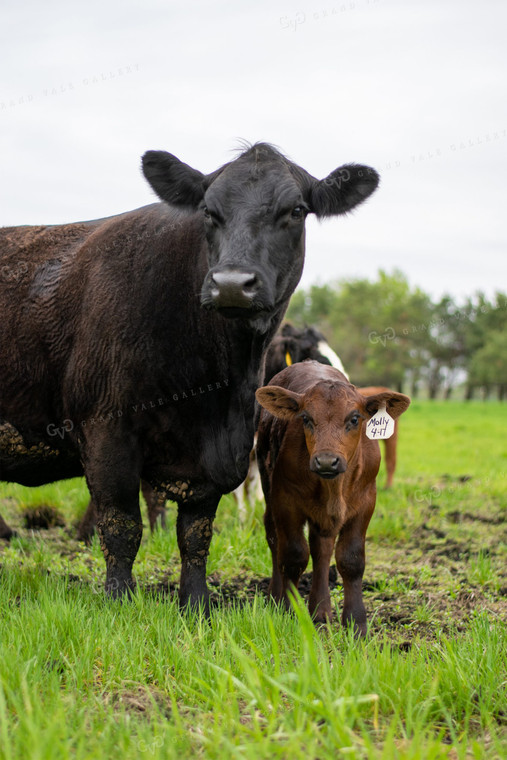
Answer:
[
  {"xmin": 366, "ymin": 403, "xmax": 395, "ymax": 440},
  {"xmin": 285, "ymin": 351, "xmax": 293, "ymax": 366}
]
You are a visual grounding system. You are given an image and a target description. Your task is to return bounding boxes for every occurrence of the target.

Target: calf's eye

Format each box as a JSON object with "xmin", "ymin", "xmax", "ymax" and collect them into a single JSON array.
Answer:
[
  {"xmin": 300, "ymin": 413, "xmax": 314, "ymax": 430},
  {"xmin": 347, "ymin": 414, "xmax": 360, "ymax": 430}
]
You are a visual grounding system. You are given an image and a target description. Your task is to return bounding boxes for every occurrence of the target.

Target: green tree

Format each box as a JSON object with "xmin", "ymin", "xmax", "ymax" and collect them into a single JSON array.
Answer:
[
  {"xmin": 462, "ymin": 293, "xmax": 507, "ymax": 398},
  {"xmin": 468, "ymin": 330, "xmax": 507, "ymax": 400},
  {"xmin": 285, "ymin": 274, "xmax": 507, "ymax": 400},
  {"xmin": 287, "ymin": 270, "xmax": 434, "ymax": 392}
]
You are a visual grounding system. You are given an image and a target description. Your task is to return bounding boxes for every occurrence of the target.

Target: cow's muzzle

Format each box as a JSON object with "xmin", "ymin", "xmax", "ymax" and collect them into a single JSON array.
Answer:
[
  {"xmin": 201, "ymin": 268, "xmax": 265, "ymax": 314},
  {"xmin": 310, "ymin": 452, "xmax": 347, "ymax": 479}
]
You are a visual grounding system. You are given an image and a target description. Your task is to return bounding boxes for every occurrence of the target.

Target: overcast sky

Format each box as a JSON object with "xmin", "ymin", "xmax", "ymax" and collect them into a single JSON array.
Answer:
[{"xmin": 1, "ymin": 0, "xmax": 506, "ymax": 302}]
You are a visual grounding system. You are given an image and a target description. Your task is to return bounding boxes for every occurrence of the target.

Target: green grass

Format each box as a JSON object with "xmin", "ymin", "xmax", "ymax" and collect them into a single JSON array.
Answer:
[{"xmin": 1, "ymin": 400, "xmax": 506, "ymax": 759}]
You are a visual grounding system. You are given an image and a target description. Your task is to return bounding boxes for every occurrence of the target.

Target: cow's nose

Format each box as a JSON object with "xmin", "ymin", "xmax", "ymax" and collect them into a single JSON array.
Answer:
[
  {"xmin": 311, "ymin": 453, "xmax": 347, "ymax": 479},
  {"xmin": 210, "ymin": 270, "xmax": 260, "ymax": 309}
]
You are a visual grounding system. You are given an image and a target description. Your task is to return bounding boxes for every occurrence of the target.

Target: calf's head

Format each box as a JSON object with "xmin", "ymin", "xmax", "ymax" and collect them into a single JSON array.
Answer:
[
  {"xmin": 142, "ymin": 143, "xmax": 379, "ymax": 332},
  {"xmin": 256, "ymin": 380, "xmax": 410, "ymax": 478}
]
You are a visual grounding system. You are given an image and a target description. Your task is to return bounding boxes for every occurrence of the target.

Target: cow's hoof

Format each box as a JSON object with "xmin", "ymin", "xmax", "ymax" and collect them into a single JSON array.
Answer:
[
  {"xmin": 105, "ymin": 577, "xmax": 136, "ymax": 600},
  {"xmin": 179, "ymin": 592, "xmax": 211, "ymax": 618},
  {"xmin": 0, "ymin": 521, "xmax": 17, "ymax": 541}
]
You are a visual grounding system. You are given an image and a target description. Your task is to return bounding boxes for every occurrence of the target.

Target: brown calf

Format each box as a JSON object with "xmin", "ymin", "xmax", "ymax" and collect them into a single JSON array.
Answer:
[{"xmin": 256, "ymin": 361, "xmax": 410, "ymax": 635}]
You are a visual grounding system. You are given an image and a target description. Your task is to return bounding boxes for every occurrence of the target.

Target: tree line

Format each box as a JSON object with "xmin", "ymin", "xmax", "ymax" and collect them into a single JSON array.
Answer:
[{"xmin": 285, "ymin": 270, "xmax": 507, "ymax": 400}]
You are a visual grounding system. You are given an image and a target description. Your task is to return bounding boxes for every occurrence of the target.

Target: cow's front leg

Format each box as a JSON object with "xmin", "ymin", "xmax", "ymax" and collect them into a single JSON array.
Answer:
[
  {"xmin": 97, "ymin": 503, "xmax": 143, "ymax": 597},
  {"xmin": 308, "ymin": 526, "xmax": 336, "ymax": 624},
  {"xmin": 82, "ymin": 429, "xmax": 143, "ymax": 598},
  {"xmin": 335, "ymin": 502, "xmax": 375, "ymax": 636},
  {"xmin": 176, "ymin": 496, "xmax": 219, "ymax": 614},
  {"xmin": 274, "ymin": 513, "xmax": 309, "ymax": 610},
  {"xmin": 335, "ymin": 524, "xmax": 367, "ymax": 635},
  {"xmin": 263, "ymin": 497, "xmax": 283, "ymax": 599}
]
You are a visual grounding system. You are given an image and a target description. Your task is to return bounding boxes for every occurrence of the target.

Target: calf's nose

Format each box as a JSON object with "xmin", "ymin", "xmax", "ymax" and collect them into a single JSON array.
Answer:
[
  {"xmin": 210, "ymin": 270, "xmax": 261, "ymax": 309},
  {"xmin": 311, "ymin": 452, "xmax": 347, "ymax": 479}
]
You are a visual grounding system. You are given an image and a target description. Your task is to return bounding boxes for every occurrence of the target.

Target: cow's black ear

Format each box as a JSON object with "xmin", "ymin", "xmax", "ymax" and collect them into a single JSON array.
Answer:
[
  {"xmin": 308, "ymin": 164, "xmax": 380, "ymax": 218},
  {"xmin": 142, "ymin": 151, "xmax": 206, "ymax": 209}
]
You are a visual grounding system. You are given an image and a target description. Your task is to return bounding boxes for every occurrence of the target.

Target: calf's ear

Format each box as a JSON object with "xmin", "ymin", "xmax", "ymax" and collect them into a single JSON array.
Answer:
[
  {"xmin": 256, "ymin": 385, "xmax": 302, "ymax": 420},
  {"xmin": 364, "ymin": 391, "xmax": 411, "ymax": 420},
  {"xmin": 307, "ymin": 164, "xmax": 380, "ymax": 218},
  {"xmin": 142, "ymin": 150, "xmax": 206, "ymax": 209}
]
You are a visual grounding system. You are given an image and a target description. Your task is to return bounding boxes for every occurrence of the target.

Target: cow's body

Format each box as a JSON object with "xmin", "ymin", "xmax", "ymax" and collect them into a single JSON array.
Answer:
[
  {"xmin": 256, "ymin": 360, "xmax": 410, "ymax": 634},
  {"xmin": 0, "ymin": 143, "xmax": 379, "ymax": 610}
]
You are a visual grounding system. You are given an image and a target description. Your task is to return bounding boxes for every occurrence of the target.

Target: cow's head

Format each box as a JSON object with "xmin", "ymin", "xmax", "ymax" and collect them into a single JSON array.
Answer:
[
  {"xmin": 142, "ymin": 143, "xmax": 379, "ymax": 332},
  {"xmin": 256, "ymin": 380, "xmax": 410, "ymax": 478}
]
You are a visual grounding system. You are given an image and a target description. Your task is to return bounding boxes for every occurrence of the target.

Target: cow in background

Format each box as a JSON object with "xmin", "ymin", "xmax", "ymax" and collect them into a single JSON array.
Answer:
[{"xmin": 264, "ymin": 323, "xmax": 348, "ymax": 381}]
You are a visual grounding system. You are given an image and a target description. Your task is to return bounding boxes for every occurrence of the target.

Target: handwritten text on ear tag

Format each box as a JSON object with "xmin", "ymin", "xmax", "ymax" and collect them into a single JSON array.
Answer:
[{"xmin": 365, "ymin": 403, "xmax": 395, "ymax": 440}]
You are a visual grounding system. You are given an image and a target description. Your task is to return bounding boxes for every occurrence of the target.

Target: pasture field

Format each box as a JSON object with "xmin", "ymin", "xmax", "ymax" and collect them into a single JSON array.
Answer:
[{"xmin": 0, "ymin": 401, "xmax": 506, "ymax": 759}]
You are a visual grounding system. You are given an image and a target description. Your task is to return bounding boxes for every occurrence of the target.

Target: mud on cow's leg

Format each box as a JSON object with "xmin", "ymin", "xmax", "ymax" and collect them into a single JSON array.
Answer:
[
  {"xmin": 96, "ymin": 505, "xmax": 143, "ymax": 597},
  {"xmin": 82, "ymin": 429, "xmax": 143, "ymax": 598},
  {"xmin": 176, "ymin": 497, "xmax": 219, "ymax": 614}
]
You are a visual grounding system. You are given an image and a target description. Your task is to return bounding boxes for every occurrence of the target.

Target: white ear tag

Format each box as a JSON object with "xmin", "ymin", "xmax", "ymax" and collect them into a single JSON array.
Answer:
[{"xmin": 365, "ymin": 403, "xmax": 395, "ymax": 440}]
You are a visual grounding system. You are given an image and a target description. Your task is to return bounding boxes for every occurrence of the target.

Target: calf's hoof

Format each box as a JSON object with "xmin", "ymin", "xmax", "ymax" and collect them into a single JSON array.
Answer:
[
  {"xmin": 342, "ymin": 617, "xmax": 367, "ymax": 638},
  {"xmin": 311, "ymin": 609, "xmax": 333, "ymax": 626}
]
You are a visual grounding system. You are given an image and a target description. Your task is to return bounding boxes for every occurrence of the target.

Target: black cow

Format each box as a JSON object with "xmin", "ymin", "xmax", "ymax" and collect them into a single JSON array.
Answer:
[
  {"xmin": 0, "ymin": 143, "xmax": 379, "ymax": 611},
  {"xmin": 263, "ymin": 323, "xmax": 348, "ymax": 382}
]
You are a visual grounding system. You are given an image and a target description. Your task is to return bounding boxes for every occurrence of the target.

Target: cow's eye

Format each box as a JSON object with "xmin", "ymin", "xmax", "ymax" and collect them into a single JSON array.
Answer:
[
  {"xmin": 291, "ymin": 206, "xmax": 304, "ymax": 220},
  {"xmin": 347, "ymin": 414, "xmax": 360, "ymax": 430},
  {"xmin": 203, "ymin": 206, "xmax": 223, "ymax": 226},
  {"xmin": 300, "ymin": 413, "xmax": 314, "ymax": 430}
]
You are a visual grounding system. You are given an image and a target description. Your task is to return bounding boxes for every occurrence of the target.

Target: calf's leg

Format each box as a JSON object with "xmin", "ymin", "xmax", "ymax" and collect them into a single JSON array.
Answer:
[
  {"xmin": 271, "ymin": 509, "xmax": 309, "ymax": 609},
  {"xmin": 335, "ymin": 507, "xmax": 374, "ymax": 636},
  {"xmin": 264, "ymin": 499, "xmax": 283, "ymax": 599},
  {"xmin": 308, "ymin": 527, "xmax": 336, "ymax": 623}
]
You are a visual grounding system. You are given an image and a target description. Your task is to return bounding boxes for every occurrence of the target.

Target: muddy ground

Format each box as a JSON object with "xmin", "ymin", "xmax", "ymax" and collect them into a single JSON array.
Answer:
[{"xmin": 1, "ymin": 492, "xmax": 506, "ymax": 647}]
